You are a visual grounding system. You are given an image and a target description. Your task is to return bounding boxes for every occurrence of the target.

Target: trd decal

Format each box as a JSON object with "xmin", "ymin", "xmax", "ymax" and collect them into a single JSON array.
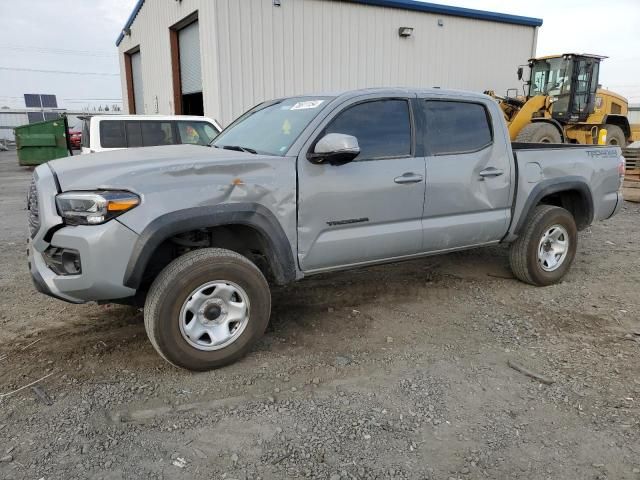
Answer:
[{"xmin": 326, "ymin": 217, "xmax": 369, "ymax": 226}]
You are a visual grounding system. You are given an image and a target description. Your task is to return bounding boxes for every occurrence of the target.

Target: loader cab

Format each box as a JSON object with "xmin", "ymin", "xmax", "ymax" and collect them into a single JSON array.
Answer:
[{"xmin": 527, "ymin": 54, "xmax": 605, "ymax": 123}]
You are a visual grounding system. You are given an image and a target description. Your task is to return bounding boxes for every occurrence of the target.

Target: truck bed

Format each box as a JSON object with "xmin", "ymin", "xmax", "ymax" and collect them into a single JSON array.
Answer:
[{"xmin": 506, "ymin": 142, "xmax": 623, "ymax": 240}]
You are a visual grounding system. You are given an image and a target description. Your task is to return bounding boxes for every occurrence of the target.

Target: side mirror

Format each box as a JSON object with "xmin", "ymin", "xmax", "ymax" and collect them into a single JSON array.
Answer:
[
  {"xmin": 517, "ymin": 66, "xmax": 524, "ymax": 81},
  {"xmin": 307, "ymin": 133, "xmax": 360, "ymax": 165}
]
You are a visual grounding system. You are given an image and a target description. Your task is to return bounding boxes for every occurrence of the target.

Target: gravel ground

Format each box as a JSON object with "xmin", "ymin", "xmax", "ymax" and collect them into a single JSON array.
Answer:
[{"xmin": 0, "ymin": 149, "xmax": 639, "ymax": 480}]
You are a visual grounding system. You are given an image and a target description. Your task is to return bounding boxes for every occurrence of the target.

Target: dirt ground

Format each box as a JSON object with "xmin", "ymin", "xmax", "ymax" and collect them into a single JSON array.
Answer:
[{"xmin": 0, "ymin": 149, "xmax": 639, "ymax": 480}]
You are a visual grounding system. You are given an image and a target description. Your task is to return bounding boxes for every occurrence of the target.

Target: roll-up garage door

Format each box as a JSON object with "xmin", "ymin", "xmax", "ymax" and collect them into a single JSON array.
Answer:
[
  {"xmin": 130, "ymin": 51, "xmax": 144, "ymax": 114},
  {"xmin": 178, "ymin": 21, "xmax": 202, "ymax": 95}
]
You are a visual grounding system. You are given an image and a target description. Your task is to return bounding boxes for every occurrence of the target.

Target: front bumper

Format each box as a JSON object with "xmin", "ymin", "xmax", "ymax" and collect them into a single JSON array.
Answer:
[{"xmin": 28, "ymin": 166, "xmax": 139, "ymax": 304}]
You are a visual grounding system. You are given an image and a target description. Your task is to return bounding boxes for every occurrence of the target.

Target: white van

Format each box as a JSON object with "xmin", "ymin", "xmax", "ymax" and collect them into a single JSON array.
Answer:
[{"xmin": 80, "ymin": 115, "xmax": 222, "ymax": 154}]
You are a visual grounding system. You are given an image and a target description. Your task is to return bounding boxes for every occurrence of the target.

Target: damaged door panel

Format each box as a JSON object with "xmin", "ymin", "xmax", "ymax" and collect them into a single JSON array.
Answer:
[{"xmin": 419, "ymin": 96, "xmax": 512, "ymax": 251}]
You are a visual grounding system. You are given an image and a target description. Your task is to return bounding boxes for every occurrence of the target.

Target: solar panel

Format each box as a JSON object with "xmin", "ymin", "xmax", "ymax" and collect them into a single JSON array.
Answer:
[
  {"xmin": 24, "ymin": 94, "xmax": 42, "ymax": 108},
  {"xmin": 44, "ymin": 112, "xmax": 60, "ymax": 121},
  {"xmin": 24, "ymin": 93, "xmax": 58, "ymax": 108},
  {"xmin": 41, "ymin": 95, "xmax": 58, "ymax": 108},
  {"xmin": 27, "ymin": 112, "xmax": 45, "ymax": 123}
]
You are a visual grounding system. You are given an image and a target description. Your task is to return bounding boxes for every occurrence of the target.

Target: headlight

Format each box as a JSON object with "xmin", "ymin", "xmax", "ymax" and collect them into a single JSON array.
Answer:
[{"xmin": 55, "ymin": 191, "xmax": 140, "ymax": 225}]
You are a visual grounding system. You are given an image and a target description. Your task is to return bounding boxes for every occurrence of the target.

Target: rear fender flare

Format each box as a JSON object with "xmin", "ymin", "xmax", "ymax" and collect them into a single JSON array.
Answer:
[{"xmin": 511, "ymin": 177, "xmax": 594, "ymax": 235}]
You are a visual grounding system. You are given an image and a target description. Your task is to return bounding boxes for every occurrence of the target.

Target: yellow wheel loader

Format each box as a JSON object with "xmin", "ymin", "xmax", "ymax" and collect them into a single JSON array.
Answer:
[{"xmin": 487, "ymin": 53, "xmax": 633, "ymax": 146}]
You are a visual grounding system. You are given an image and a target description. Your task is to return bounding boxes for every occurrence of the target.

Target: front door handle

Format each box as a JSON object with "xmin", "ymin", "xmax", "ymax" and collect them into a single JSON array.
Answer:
[
  {"xmin": 394, "ymin": 172, "xmax": 424, "ymax": 184},
  {"xmin": 479, "ymin": 167, "xmax": 504, "ymax": 179}
]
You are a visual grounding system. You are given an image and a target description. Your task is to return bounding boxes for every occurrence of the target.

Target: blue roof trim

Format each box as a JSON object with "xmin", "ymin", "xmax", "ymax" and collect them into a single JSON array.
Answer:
[
  {"xmin": 116, "ymin": 0, "xmax": 542, "ymax": 46},
  {"xmin": 344, "ymin": 0, "xmax": 542, "ymax": 27},
  {"xmin": 115, "ymin": 0, "xmax": 145, "ymax": 47}
]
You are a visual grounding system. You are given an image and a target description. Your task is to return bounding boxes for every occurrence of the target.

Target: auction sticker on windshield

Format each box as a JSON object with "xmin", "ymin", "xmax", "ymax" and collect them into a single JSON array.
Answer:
[{"xmin": 290, "ymin": 100, "xmax": 325, "ymax": 110}]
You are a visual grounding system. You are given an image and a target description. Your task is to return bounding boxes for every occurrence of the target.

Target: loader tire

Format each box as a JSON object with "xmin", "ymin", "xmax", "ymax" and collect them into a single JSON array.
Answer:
[
  {"xmin": 509, "ymin": 205, "xmax": 577, "ymax": 286},
  {"xmin": 603, "ymin": 124, "xmax": 626, "ymax": 147},
  {"xmin": 515, "ymin": 123, "xmax": 562, "ymax": 144}
]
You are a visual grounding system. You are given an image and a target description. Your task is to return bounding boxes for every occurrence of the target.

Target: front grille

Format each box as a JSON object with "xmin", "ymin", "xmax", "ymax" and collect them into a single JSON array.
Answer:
[{"xmin": 27, "ymin": 177, "xmax": 40, "ymax": 238}]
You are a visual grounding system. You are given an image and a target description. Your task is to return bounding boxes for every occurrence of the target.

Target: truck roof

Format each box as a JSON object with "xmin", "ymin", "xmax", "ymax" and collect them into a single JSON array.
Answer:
[{"xmin": 286, "ymin": 87, "xmax": 490, "ymax": 101}]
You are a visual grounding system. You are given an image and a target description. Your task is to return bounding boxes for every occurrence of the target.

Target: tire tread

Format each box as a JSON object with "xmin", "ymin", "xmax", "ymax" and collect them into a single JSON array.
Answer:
[{"xmin": 515, "ymin": 123, "xmax": 562, "ymax": 143}]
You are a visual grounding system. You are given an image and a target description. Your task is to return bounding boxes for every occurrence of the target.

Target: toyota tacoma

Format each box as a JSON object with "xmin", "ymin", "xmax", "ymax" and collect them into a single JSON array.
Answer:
[{"xmin": 27, "ymin": 88, "xmax": 625, "ymax": 370}]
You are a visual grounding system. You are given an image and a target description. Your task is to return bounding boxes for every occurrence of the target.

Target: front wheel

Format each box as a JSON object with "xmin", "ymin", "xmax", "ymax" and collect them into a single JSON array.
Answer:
[
  {"xmin": 144, "ymin": 248, "xmax": 271, "ymax": 371},
  {"xmin": 509, "ymin": 205, "xmax": 577, "ymax": 286}
]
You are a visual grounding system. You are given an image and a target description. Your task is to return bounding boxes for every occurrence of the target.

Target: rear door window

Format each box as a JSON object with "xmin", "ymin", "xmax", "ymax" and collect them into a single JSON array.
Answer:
[
  {"xmin": 177, "ymin": 121, "xmax": 220, "ymax": 145},
  {"xmin": 140, "ymin": 121, "xmax": 176, "ymax": 147},
  {"xmin": 99, "ymin": 120, "xmax": 126, "ymax": 148},
  {"xmin": 424, "ymin": 101, "xmax": 493, "ymax": 155}
]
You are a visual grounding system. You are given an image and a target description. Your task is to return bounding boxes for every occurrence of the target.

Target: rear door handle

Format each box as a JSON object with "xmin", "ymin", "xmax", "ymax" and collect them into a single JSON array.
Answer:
[
  {"xmin": 394, "ymin": 172, "xmax": 424, "ymax": 184},
  {"xmin": 479, "ymin": 167, "xmax": 504, "ymax": 179}
]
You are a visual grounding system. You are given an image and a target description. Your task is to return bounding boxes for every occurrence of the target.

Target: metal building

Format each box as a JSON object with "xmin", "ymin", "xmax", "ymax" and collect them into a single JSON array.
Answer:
[
  {"xmin": 629, "ymin": 104, "xmax": 640, "ymax": 125},
  {"xmin": 116, "ymin": 0, "xmax": 542, "ymax": 126}
]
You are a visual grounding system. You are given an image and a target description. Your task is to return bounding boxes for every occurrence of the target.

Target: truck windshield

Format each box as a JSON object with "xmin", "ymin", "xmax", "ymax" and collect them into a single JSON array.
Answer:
[
  {"xmin": 529, "ymin": 57, "xmax": 572, "ymax": 97},
  {"xmin": 211, "ymin": 97, "xmax": 332, "ymax": 156}
]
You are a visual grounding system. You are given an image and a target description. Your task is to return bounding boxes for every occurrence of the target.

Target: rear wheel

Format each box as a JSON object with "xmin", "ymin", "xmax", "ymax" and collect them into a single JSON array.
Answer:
[
  {"xmin": 603, "ymin": 124, "xmax": 626, "ymax": 147},
  {"xmin": 509, "ymin": 205, "xmax": 577, "ymax": 286},
  {"xmin": 144, "ymin": 248, "xmax": 271, "ymax": 371},
  {"xmin": 515, "ymin": 123, "xmax": 563, "ymax": 144}
]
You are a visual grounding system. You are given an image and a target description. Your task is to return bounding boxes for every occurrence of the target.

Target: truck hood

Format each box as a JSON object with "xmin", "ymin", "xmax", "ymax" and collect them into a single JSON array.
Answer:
[
  {"xmin": 47, "ymin": 144, "xmax": 297, "ymax": 235},
  {"xmin": 49, "ymin": 144, "xmax": 279, "ymax": 191}
]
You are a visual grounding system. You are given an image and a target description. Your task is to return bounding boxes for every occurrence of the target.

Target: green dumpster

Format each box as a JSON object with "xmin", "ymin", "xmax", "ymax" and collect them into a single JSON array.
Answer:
[{"xmin": 14, "ymin": 117, "xmax": 72, "ymax": 166}]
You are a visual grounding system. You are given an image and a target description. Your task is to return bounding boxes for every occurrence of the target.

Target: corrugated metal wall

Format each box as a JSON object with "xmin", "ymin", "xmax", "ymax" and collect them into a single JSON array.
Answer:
[
  {"xmin": 118, "ymin": 0, "xmax": 219, "ymax": 119},
  {"xmin": 118, "ymin": 0, "xmax": 537, "ymax": 127},
  {"xmin": 0, "ymin": 112, "xmax": 29, "ymax": 141}
]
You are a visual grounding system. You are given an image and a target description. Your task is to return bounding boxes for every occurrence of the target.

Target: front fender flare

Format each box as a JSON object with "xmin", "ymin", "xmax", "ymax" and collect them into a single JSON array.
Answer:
[{"xmin": 122, "ymin": 203, "xmax": 296, "ymax": 289}]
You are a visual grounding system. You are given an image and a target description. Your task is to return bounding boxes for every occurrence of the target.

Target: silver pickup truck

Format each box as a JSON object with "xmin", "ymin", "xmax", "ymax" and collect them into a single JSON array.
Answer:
[{"xmin": 27, "ymin": 88, "xmax": 625, "ymax": 370}]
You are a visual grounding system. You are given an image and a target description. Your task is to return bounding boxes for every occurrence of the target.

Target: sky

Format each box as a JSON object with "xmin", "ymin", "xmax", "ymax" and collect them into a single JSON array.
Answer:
[{"xmin": 1, "ymin": 0, "xmax": 639, "ymax": 111}]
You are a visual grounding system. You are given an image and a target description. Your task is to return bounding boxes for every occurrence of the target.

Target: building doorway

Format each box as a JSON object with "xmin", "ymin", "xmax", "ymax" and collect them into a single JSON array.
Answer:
[
  {"xmin": 170, "ymin": 13, "xmax": 203, "ymax": 116},
  {"xmin": 124, "ymin": 47, "xmax": 144, "ymax": 114}
]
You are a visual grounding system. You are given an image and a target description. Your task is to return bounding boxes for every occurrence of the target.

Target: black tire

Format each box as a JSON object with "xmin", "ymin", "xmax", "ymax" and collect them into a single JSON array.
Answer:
[
  {"xmin": 603, "ymin": 124, "xmax": 626, "ymax": 147},
  {"xmin": 509, "ymin": 205, "xmax": 577, "ymax": 286},
  {"xmin": 144, "ymin": 248, "xmax": 271, "ymax": 371},
  {"xmin": 515, "ymin": 123, "xmax": 563, "ymax": 143}
]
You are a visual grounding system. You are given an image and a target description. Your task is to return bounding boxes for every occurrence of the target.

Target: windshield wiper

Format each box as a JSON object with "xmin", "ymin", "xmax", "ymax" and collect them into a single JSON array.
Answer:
[{"xmin": 213, "ymin": 144, "xmax": 257, "ymax": 154}]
